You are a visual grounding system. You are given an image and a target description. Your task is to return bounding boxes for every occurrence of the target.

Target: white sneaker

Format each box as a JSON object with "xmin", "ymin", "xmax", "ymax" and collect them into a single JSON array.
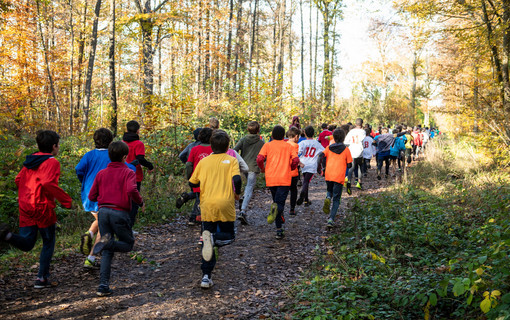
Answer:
[
  {"xmin": 201, "ymin": 274, "xmax": 213, "ymax": 289},
  {"xmin": 202, "ymin": 230, "xmax": 214, "ymax": 262}
]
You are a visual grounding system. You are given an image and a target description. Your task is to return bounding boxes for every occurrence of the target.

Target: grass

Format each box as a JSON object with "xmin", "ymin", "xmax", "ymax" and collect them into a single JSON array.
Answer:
[{"xmin": 283, "ymin": 136, "xmax": 510, "ymax": 320}]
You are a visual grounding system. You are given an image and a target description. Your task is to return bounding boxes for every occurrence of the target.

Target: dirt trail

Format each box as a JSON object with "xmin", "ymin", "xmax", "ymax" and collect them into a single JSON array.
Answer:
[{"xmin": 0, "ymin": 167, "xmax": 391, "ymax": 320}]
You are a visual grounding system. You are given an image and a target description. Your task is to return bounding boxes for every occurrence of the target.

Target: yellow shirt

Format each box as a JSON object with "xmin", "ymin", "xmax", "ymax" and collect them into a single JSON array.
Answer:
[{"xmin": 189, "ymin": 153, "xmax": 240, "ymax": 222}]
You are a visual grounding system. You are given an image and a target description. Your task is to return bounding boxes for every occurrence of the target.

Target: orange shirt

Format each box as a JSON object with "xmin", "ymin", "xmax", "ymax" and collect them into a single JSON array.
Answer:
[
  {"xmin": 287, "ymin": 140, "xmax": 299, "ymax": 177},
  {"xmin": 323, "ymin": 147, "xmax": 353, "ymax": 184},
  {"xmin": 258, "ymin": 140, "xmax": 298, "ymax": 187}
]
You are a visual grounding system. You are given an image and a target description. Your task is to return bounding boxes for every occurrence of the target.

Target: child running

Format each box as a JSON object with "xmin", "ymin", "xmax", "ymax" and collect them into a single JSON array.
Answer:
[
  {"xmin": 257, "ymin": 125, "xmax": 299, "ymax": 239},
  {"xmin": 361, "ymin": 128, "xmax": 375, "ymax": 177},
  {"xmin": 88, "ymin": 141, "xmax": 144, "ymax": 296},
  {"xmin": 189, "ymin": 130, "xmax": 241, "ymax": 289},
  {"xmin": 318, "ymin": 128, "xmax": 352, "ymax": 227},
  {"xmin": 344, "ymin": 118, "xmax": 366, "ymax": 192},
  {"xmin": 76, "ymin": 128, "xmax": 114, "ymax": 268},
  {"xmin": 122, "ymin": 120, "xmax": 153, "ymax": 227},
  {"xmin": 234, "ymin": 121, "xmax": 265, "ymax": 225},
  {"xmin": 286, "ymin": 127, "xmax": 301, "ymax": 215},
  {"xmin": 297, "ymin": 125, "xmax": 324, "ymax": 207},
  {"xmin": 0, "ymin": 130, "xmax": 73, "ymax": 288}
]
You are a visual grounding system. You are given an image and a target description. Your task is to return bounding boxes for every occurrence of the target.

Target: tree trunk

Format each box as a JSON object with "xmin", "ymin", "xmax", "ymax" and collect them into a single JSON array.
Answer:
[
  {"xmin": 69, "ymin": 0, "xmax": 75, "ymax": 135},
  {"xmin": 322, "ymin": 8, "xmax": 332, "ymax": 108},
  {"xmin": 76, "ymin": 0, "xmax": 88, "ymax": 125},
  {"xmin": 233, "ymin": 0, "xmax": 244, "ymax": 93},
  {"xmin": 83, "ymin": 0, "xmax": 102, "ymax": 132},
  {"xmin": 226, "ymin": 0, "xmax": 234, "ymax": 89},
  {"xmin": 300, "ymin": 0, "xmax": 305, "ymax": 110},
  {"xmin": 204, "ymin": 1, "xmax": 210, "ymax": 96},
  {"xmin": 36, "ymin": 0, "xmax": 60, "ymax": 130},
  {"xmin": 109, "ymin": 0, "xmax": 118, "ymax": 136},
  {"xmin": 409, "ymin": 51, "xmax": 418, "ymax": 125},
  {"xmin": 309, "ymin": 0, "xmax": 313, "ymax": 97},
  {"xmin": 313, "ymin": 6, "xmax": 318, "ymax": 98},
  {"xmin": 276, "ymin": 0, "xmax": 286, "ymax": 97},
  {"xmin": 248, "ymin": 0, "xmax": 258, "ymax": 103}
]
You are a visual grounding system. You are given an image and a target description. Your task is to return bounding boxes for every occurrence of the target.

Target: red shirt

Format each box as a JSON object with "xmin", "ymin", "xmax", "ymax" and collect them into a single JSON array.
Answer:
[
  {"xmin": 124, "ymin": 140, "xmax": 146, "ymax": 182},
  {"xmin": 187, "ymin": 145, "xmax": 213, "ymax": 192},
  {"xmin": 15, "ymin": 153, "xmax": 72, "ymax": 228},
  {"xmin": 89, "ymin": 162, "xmax": 143, "ymax": 212},
  {"xmin": 318, "ymin": 130, "xmax": 332, "ymax": 148}
]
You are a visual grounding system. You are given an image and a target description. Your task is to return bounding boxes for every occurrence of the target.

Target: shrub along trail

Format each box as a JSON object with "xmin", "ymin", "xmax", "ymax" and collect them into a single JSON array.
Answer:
[{"xmin": 0, "ymin": 166, "xmax": 393, "ymax": 320}]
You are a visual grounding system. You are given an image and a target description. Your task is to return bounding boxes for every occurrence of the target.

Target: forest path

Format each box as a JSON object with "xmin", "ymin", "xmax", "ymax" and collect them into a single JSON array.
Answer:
[{"xmin": 0, "ymin": 165, "xmax": 393, "ymax": 320}]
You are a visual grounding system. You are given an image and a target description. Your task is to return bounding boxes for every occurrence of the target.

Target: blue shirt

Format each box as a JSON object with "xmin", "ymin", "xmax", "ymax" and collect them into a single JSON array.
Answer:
[{"xmin": 76, "ymin": 149, "xmax": 136, "ymax": 212}]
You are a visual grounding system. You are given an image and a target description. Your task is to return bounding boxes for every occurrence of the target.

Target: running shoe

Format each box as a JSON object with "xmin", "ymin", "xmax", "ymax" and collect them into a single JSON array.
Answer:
[
  {"xmin": 356, "ymin": 182, "xmax": 362, "ymax": 190},
  {"xmin": 34, "ymin": 278, "xmax": 52, "ymax": 289},
  {"xmin": 238, "ymin": 211, "xmax": 248, "ymax": 225},
  {"xmin": 296, "ymin": 192, "xmax": 304, "ymax": 206},
  {"xmin": 80, "ymin": 232, "xmax": 93, "ymax": 255},
  {"xmin": 323, "ymin": 198, "xmax": 331, "ymax": 214},
  {"xmin": 326, "ymin": 219, "xmax": 334, "ymax": 228},
  {"xmin": 201, "ymin": 230, "xmax": 214, "ymax": 262},
  {"xmin": 84, "ymin": 257, "xmax": 100, "ymax": 269},
  {"xmin": 267, "ymin": 203, "xmax": 278, "ymax": 224},
  {"xmin": 96, "ymin": 285, "xmax": 113, "ymax": 296},
  {"xmin": 176, "ymin": 192, "xmax": 189, "ymax": 209},
  {"xmin": 92, "ymin": 233, "xmax": 111, "ymax": 255},
  {"xmin": 201, "ymin": 274, "xmax": 214, "ymax": 289},
  {"xmin": 289, "ymin": 209, "xmax": 296, "ymax": 216},
  {"xmin": 198, "ymin": 236, "xmax": 203, "ymax": 246},
  {"xmin": 276, "ymin": 229, "xmax": 285, "ymax": 239},
  {"xmin": 304, "ymin": 201, "xmax": 312, "ymax": 207},
  {"xmin": 346, "ymin": 182, "xmax": 352, "ymax": 195}
]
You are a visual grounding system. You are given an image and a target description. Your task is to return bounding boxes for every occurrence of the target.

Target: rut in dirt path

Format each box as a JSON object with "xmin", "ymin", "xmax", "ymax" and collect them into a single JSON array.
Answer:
[{"xmin": 0, "ymin": 169, "xmax": 391, "ymax": 320}]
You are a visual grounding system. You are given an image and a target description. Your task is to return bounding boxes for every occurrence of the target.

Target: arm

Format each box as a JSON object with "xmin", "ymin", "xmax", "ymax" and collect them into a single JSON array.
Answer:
[
  {"xmin": 233, "ymin": 175, "xmax": 242, "ymax": 195},
  {"xmin": 256, "ymin": 155, "xmax": 266, "ymax": 173},
  {"xmin": 317, "ymin": 152, "xmax": 325, "ymax": 174},
  {"xmin": 135, "ymin": 155, "xmax": 154, "ymax": 170},
  {"xmin": 290, "ymin": 157, "xmax": 300, "ymax": 170},
  {"xmin": 127, "ymin": 171, "xmax": 143, "ymax": 205},
  {"xmin": 233, "ymin": 139, "xmax": 243, "ymax": 153},
  {"xmin": 178, "ymin": 144, "xmax": 192, "ymax": 164},
  {"xmin": 41, "ymin": 161, "xmax": 73, "ymax": 208},
  {"xmin": 75, "ymin": 154, "xmax": 88, "ymax": 183},
  {"xmin": 185, "ymin": 162, "xmax": 193, "ymax": 179},
  {"xmin": 233, "ymin": 150, "xmax": 249, "ymax": 173}
]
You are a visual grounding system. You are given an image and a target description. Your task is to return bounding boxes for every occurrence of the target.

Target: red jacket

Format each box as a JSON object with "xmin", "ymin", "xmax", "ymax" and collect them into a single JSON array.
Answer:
[
  {"xmin": 16, "ymin": 153, "xmax": 72, "ymax": 228},
  {"xmin": 89, "ymin": 162, "xmax": 143, "ymax": 212}
]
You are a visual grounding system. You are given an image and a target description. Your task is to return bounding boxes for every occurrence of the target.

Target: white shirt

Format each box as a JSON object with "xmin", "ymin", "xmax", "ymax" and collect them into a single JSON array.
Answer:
[
  {"xmin": 344, "ymin": 128, "xmax": 366, "ymax": 158},
  {"xmin": 298, "ymin": 139, "xmax": 325, "ymax": 173},
  {"xmin": 362, "ymin": 136, "xmax": 374, "ymax": 159}
]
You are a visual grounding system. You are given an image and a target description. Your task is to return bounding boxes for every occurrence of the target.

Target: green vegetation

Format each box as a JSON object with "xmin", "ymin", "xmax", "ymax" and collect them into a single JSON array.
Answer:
[{"xmin": 285, "ymin": 137, "xmax": 510, "ymax": 319}]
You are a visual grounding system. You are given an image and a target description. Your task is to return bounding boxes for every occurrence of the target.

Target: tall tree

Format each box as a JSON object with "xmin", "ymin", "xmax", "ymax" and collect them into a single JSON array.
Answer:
[
  {"xmin": 109, "ymin": 0, "xmax": 117, "ymax": 135},
  {"xmin": 82, "ymin": 0, "xmax": 102, "ymax": 132}
]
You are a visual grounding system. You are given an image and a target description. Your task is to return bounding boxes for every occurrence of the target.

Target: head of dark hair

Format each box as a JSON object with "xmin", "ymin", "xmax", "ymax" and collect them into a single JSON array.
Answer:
[
  {"xmin": 321, "ymin": 123, "xmax": 328, "ymax": 129},
  {"xmin": 247, "ymin": 121, "xmax": 260, "ymax": 134},
  {"xmin": 93, "ymin": 128, "xmax": 113, "ymax": 149},
  {"xmin": 332, "ymin": 128, "xmax": 346, "ymax": 144},
  {"xmin": 393, "ymin": 127, "xmax": 401, "ymax": 134},
  {"xmin": 365, "ymin": 128, "xmax": 371, "ymax": 136},
  {"xmin": 304, "ymin": 125, "xmax": 314, "ymax": 138},
  {"xmin": 382, "ymin": 127, "xmax": 389, "ymax": 134},
  {"xmin": 198, "ymin": 127, "xmax": 213, "ymax": 144},
  {"xmin": 287, "ymin": 126, "xmax": 300, "ymax": 138},
  {"xmin": 210, "ymin": 130, "xmax": 230, "ymax": 153},
  {"xmin": 328, "ymin": 124, "xmax": 337, "ymax": 131},
  {"xmin": 193, "ymin": 128, "xmax": 202, "ymax": 141},
  {"xmin": 36, "ymin": 130, "xmax": 60, "ymax": 153},
  {"xmin": 126, "ymin": 120, "xmax": 140, "ymax": 133},
  {"xmin": 355, "ymin": 118, "xmax": 363, "ymax": 127},
  {"xmin": 272, "ymin": 125, "xmax": 286, "ymax": 140},
  {"xmin": 340, "ymin": 124, "xmax": 351, "ymax": 134},
  {"xmin": 209, "ymin": 117, "xmax": 220, "ymax": 129},
  {"xmin": 108, "ymin": 141, "xmax": 129, "ymax": 162}
]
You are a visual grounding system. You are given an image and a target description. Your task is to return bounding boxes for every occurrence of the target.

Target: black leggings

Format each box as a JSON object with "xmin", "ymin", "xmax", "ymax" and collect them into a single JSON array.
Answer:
[
  {"xmin": 299, "ymin": 172, "xmax": 314, "ymax": 202},
  {"xmin": 290, "ymin": 176, "xmax": 299, "ymax": 210},
  {"xmin": 377, "ymin": 156, "xmax": 390, "ymax": 175}
]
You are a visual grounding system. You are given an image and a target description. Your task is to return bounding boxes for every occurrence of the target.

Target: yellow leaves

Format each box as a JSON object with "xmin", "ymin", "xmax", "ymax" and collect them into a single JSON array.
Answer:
[
  {"xmin": 327, "ymin": 249, "xmax": 334, "ymax": 255},
  {"xmin": 476, "ymin": 267, "xmax": 484, "ymax": 276},
  {"xmin": 480, "ymin": 290, "xmax": 502, "ymax": 314},
  {"xmin": 370, "ymin": 252, "xmax": 386, "ymax": 264},
  {"xmin": 488, "ymin": 218, "xmax": 495, "ymax": 223},
  {"xmin": 423, "ymin": 301, "xmax": 430, "ymax": 320}
]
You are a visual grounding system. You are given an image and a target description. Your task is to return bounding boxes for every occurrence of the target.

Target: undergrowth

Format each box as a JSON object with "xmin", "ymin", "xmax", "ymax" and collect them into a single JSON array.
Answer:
[{"xmin": 285, "ymin": 137, "xmax": 510, "ymax": 320}]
